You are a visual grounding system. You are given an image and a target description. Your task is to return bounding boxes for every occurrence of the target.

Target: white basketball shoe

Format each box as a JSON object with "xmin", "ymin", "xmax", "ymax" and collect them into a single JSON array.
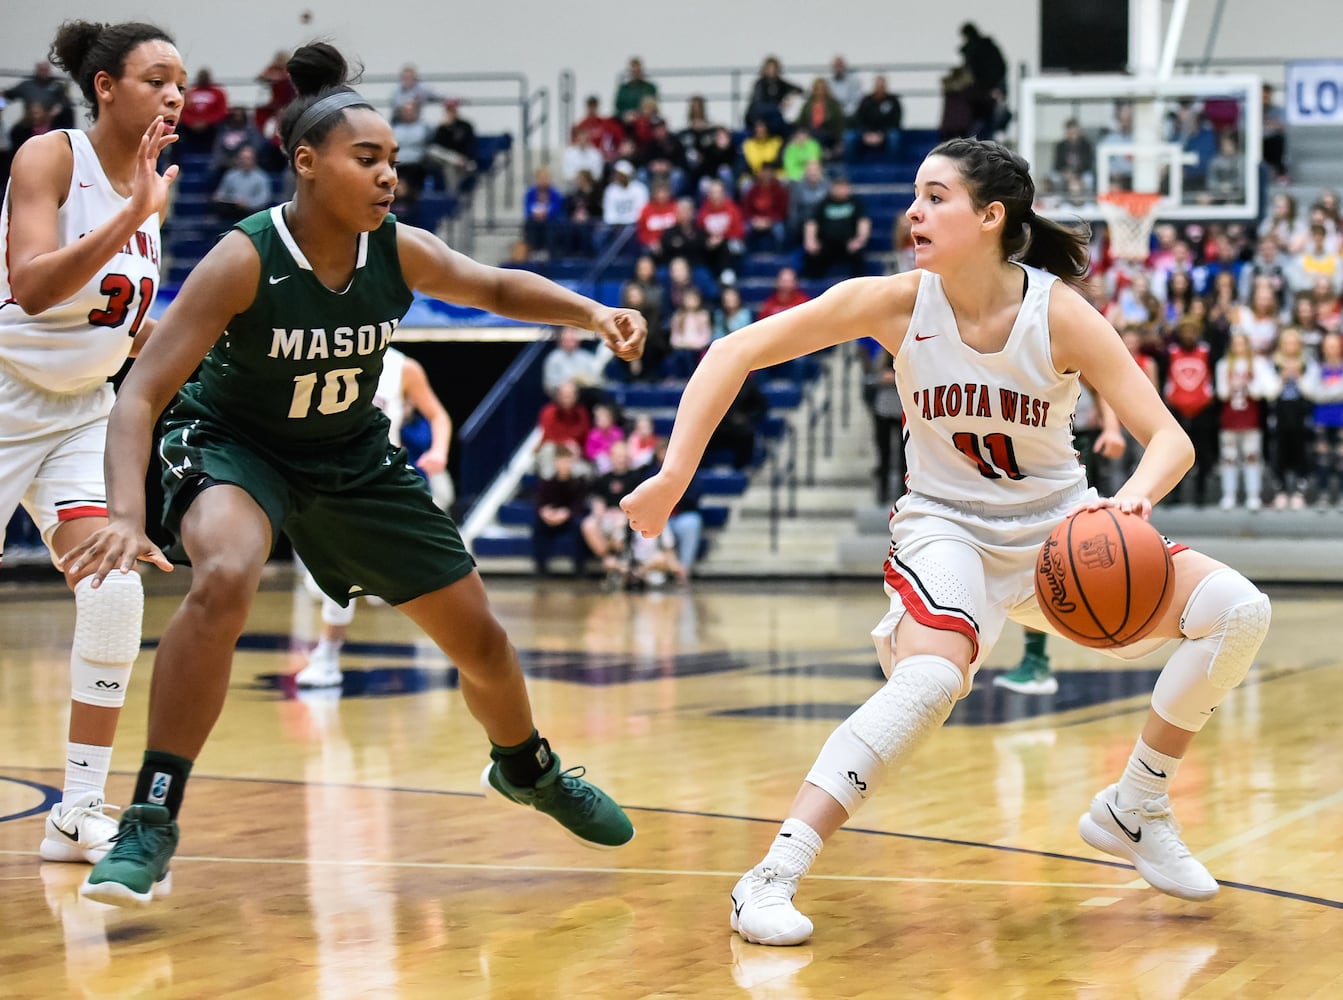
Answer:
[
  {"xmin": 730, "ymin": 863, "xmax": 814, "ymax": 946},
  {"xmin": 1078, "ymin": 784, "xmax": 1219, "ymax": 901},
  {"xmin": 39, "ymin": 791, "xmax": 120, "ymax": 864},
  {"xmin": 295, "ymin": 645, "xmax": 343, "ymax": 688}
]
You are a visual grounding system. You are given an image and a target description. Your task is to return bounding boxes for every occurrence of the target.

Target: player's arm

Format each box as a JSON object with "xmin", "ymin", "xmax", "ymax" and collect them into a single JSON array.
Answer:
[
  {"xmin": 400, "ymin": 355, "xmax": 452, "ymax": 474},
  {"xmin": 1051, "ymin": 285, "xmax": 1193, "ymax": 512},
  {"xmin": 396, "ymin": 224, "xmax": 644, "ymax": 362},
  {"xmin": 6, "ymin": 121, "xmax": 177, "ymax": 315}
]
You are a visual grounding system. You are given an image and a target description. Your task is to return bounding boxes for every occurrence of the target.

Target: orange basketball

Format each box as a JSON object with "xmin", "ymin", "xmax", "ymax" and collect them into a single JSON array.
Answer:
[{"xmin": 1034, "ymin": 508, "xmax": 1175, "ymax": 649}]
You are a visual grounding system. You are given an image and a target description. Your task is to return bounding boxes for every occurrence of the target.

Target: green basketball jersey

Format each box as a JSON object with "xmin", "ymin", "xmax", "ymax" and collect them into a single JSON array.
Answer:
[{"xmin": 188, "ymin": 206, "xmax": 415, "ymax": 452}]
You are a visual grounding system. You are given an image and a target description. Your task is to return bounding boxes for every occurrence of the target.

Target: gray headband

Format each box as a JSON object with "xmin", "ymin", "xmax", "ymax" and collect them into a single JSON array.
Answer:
[{"xmin": 289, "ymin": 91, "xmax": 369, "ymax": 148}]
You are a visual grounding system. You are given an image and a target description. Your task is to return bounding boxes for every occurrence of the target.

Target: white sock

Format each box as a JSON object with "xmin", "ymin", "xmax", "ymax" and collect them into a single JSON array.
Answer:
[
  {"xmin": 312, "ymin": 638, "xmax": 343, "ymax": 659},
  {"xmin": 63, "ymin": 741, "xmax": 113, "ymax": 804},
  {"xmin": 761, "ymin": 818, "xmax": 824, "ymax": 877},
  {"xmin": 1115, "ymin": 737, "xmax": 1182, "ymax": 807}
]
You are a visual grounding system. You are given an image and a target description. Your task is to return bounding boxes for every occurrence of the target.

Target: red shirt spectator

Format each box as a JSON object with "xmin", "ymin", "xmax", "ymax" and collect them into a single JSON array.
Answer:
[
  {"xmin": 537, "ymin": 383, "xmax": 592, "ymax": 453},
  {"xmin": 181, "ymin": 70, "xmax": 229, "ymax": 131},
  {"xmin": 757, "ymin": 267, "xmax": 810, "ymax": 319},
  {"xmin": 1165, "ymin": 339, "xmax": 1214, "ymax": 419},
  {"xmin": 740, "ymin": 168, "xmax": 790, "ymax": 228},
  {"xmin": 697, "ymin": 189, "xmax": 745, "ymax": 242},
  {"xmin": 575, "ymin": 97, "xmax": 625, "ymax": 161},
  {"xmin": 637, "ymin": 188, "xmax": 679, "ymax": 249}
]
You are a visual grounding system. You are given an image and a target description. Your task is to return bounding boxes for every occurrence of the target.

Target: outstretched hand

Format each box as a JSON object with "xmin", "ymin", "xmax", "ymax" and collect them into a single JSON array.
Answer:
[
  {"xmin": 63, "ymin": 519, "xmax": 173, "ymax": 587},
  {"xmin": 620, "ymin": 471, "xmax": 685, "ymax": 538},
  {"xmin": 594, "ymin": 307, "xmax": 646, "ymax": 363},
  {"xmin": 130, "ymin": 116, "xmax": 180, "ymax": 222}
]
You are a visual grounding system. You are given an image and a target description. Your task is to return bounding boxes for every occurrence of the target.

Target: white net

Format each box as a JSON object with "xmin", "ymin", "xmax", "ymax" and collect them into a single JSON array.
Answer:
[{"xmin": 1098, "ymin": 193, "xmax": 1162, "ymax": 262}]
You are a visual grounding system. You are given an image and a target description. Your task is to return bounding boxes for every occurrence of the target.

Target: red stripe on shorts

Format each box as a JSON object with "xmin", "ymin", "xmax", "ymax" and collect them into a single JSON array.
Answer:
[
  {"xmin": 884, "ymin": 558, "xmax": 981, "ymax": 662},
  {"xmin": 56, "ymin": 504, "xmax": 108, "ymax": 522}
]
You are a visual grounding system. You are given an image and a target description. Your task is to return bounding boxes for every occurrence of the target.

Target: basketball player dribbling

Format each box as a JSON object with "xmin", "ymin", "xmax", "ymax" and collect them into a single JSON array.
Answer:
[
  {"xmin": 0, "ymin": 19, "xmax": 183, "ymax": 865},
  {"xmin": 65, "ymin": 42, "xmax": 644, "ymax": 906},
  {"xmin": 623, "ymin": 139, "xmax": 1273, "ymax": 945}
]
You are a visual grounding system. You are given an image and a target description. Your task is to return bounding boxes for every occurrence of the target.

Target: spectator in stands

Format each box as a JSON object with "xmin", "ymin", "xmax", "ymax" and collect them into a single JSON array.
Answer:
[
  {"xmin": 210, "ymin": 146, "xmax": 271, "ymax": 221},
  {"xmin": 697, "ymin": 179, "xmax": 746, "ymax": 281},
  {"xmin": 561, "ymin": 127, "xmax": 604, "ymax": 193},
  {"xmin": 1165, "ymin": 270, "xmax": 1197, "ymax": 325},
  {"xmin": 667, "ymin": 287, "xmax": 713, "ymax": 378},
  {"xmin": 563, "ymin": 168, "xmax": 602, "ymax": 255},
  {"xmin": 1240, "ymin": 235, "xmax": 1289, "ymax": 307},
  {"xmin": 615, "ymin": 57, "xmax": 658, "ymax": 128},
  {"xmin": 254, "ymin": 50, "xmax": 296, "ymax": 133},
  {"xmin": 694, "ymin": 126, "xmax": 740, "ymax": 195},
  {"xmin": 891, "ymin": 214, "xmax": 916, "ymax": 274},
  {"xmin": 601, "ymin": 160, "xmax": 649, "ymax": 246},
  {"xmin": 742, "ymin": 119, "xmax": 784, "ymax": 178},
  {"xmin": 1260, "ymin": 192, "xmax": 1297, "ymax": 249},
  {"xmin": 713, "ymin": 285, "xmax": 753, "ymax": 341},
  {"xmin": 628, "ymin": 415, "xmax": 660, "ymax": 468},
  {"xmin": 796, "ymin": 77, "xmax": 846, "ymax": 161},
  {"xmin": 802, "ymin": 174, "xmax": 870, "ymax": 280},
  {"xmin": 636, "ymin": 181, "xmax": 679, "ymax": 252},
  {"xmin": 390, "ymin": 175, "xmax": 419, "ymax": 222},
  {"xmin": 827, "ymin": 56, "xmax": 864, "ymax": 119},
  {"xmin": 1271, "ymin": 328, "xmax": 1316, "ymax": 508},
  {"xmin": 1105, "ymin": 271, "xmax": 1161, "ymax": 330},
  {"xmin": 863, "ymin": 347, "xmax": 905, "ymax": 504},
  {"xmin": 426, "ymin": 99, "xmax": 478, "ymax": 194},
  {"xmin": 390, "ymin": 64, "xmax": 437, "ymax": 115},
  {"xmin": 628, "ymin": 521, "xmax": 686, "ymax": 588},
  {"xmin": 624, "ymin": 256, "xmax": 666, "ymax": 335},
  {"xmin": 576, "ymin": 95, "xmax": 624, "ymax": 163},
  {"xmin": 585, "ymin": 403, "xmax": 626, "ymax": 474},
  {"xmin": 1205, "ymin": 133, "xmax": 1245, "ymax": 205},
  {"xmin": 4, "ymin": 60, "xmax": 73, "ymax": 128},
  {"xmin": 536, "ymin": 380, "xmax": 593, "ymax": 476},
  {"xmin": 619, "ymin": 284, "xmax": 666, "ymax": 382},
  {"xmin": 1050, "ymin": 118, "xmax": 1094, "ymax": 197},
  {"xmin": 850, "ymin": 76, "xmax": 904, "ymax": 162},
  {"xmin": 746, "ymin": 56, "xmax": 802, "ymax": 137},
  {"xmin": 209, "ymin": 106, "xmax": 266, "ymax": 182},
  {"xmin": 1098, "ymin": 101, "xmax": 1136, "ymax": 191},
  {"xmin": 758, "ymin": 266, "xmax": 810, "ymax": 319},
  {"xmin": 1216, "ymin": 332, "xmax": 1279, "ymax": 510},
  {"xmin": 524, "ymin": 165, "xmax": 565, "ymax": 259},
  {"xmin": 708, "ymin": 374, "xmax": 769, "ymax": 470},
  {"xmin": 1234, "ymin": 279, "xmax": 1284, "ymax": 356},
  {"xmin": 1289, "ymin": 224, "xmax": 1342, "ymax": 295},
  {"xmin": 741, "ymin": 162, "xmax": 789, "ymax": 252},
  {"xmin": 658, "ymin": 197, "xmax": 707, "ymax": 268},
  {"xmin": 532, "ymin": 446, "xmax": 591, "ymax": 578},
  {"xmin": 9, "ymin": 101, "xmax": 55, "ymax": 150},
  {"xmin": 1304, "ymin": 332, "xmax": 1343, "ymax": 505},
  {"xmin": 635, "ymin": 115, "xmax": 687, "ymax": 195},
  {"xmin": 179, "ymin": 68, "xmax": 229, "ymax": 154},
  {"xmin": 958, "ymin": 22, "xmax": 1009, "ymax": 136},
  {"xmin": 937, "ymin": 62, "xmax": 977, "ymax": 140},
  {"xmin": 665, "ymin": 254, "xmax": 715, "ymax": 314},
  {"xmin": 1290, "ymin": 204, "xmax": 1339, "ymax": 255},
  {"xmin": 543, "ymin": 325, "xmax": 614, "ymax": 405},
  {"xmin": 1312, "ymin": 276, "xmax": 1342, "ymax": 332},
  {"xmin": 781, "ymin": 125, "xmax": 822, "ymax": 183},
  {"xmin": 1165, "ymin": 317, "xmax": 1219, "ymax": 506},
  {"xmin": 582, "ymin": 441, "xmax": 646, "ymax": 588},
  {"xmin": 677, "ymin": 95, "xmax": 717, "ymax": 178},
  {"xmin": 788, "ymin": 159, "xmax": 830, "ymax": 243},
  {"xmin": 391, "ymin": 101, "xmax": 433, "ymax": 192}
]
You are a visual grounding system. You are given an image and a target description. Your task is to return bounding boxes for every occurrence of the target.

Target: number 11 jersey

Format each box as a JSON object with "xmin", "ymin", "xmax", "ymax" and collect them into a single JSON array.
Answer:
[
  {"xmin": 0, "ymin": 129, "xmax": 161, "ymax": 394},
  {"xmin": 894, "ymin": 263, "xmax": 1086, "ymax": 506}
]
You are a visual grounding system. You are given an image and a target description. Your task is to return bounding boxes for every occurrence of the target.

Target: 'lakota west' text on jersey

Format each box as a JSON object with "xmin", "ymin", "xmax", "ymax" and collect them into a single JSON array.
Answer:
[
  {"xmin": 186, "ymin": 205, "xmax": 414, "ymax": 450},
  {"xmin": 0, "ymin": 130, "xmax": 161, "ymax": 394},
  {"xmin": 896, "ymin": 263, "xmax": 1085, "ymax": 505}
]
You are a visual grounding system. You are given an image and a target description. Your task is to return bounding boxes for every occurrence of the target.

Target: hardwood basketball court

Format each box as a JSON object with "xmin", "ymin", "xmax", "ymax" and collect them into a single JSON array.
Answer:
[{"xmin": 1, "ymin": 571, "xmax": 1340, "ymax": 998}]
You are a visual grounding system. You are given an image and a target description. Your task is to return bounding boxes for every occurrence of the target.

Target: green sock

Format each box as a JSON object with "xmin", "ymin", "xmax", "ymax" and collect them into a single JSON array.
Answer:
[
  {"xmin": 1024, "ymin": 630, "xmax": 1049, "ymax": 664},
  {"xmin": 132, "ymin": 750, "xmax": 194, "ymax": 819}
]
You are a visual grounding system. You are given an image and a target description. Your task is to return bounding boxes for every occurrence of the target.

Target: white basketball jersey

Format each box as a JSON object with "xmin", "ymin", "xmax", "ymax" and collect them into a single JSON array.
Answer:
[
  {"xmin": 895, "ymin": 263, "xmax": 1085, "ymax": 505},
  {"xmin": 372, "ymin": 346, "xmax": 407, "ymax": 445},
  {"xmin": 0, "ymin": 130, "xmax": 161, "ymax": 394}
]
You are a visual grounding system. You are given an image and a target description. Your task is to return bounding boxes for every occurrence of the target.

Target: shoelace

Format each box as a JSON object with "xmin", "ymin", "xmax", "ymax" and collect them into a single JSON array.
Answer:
[
  {"xmin": 543, "ymin": 766, "xmax": 599, "ymax": 816},
  {"xmin": 1138, "ymin": 797, "xmax": 1193, "ymax": 859},
  {"xmin": 751, "ymin": 866, "xmax": 799, "ymax": 903},
  {"xmin": 59, "ymin": 802, "xmax": 120, "ymax": 832},
  {"xmin": 106, "ymin": 813, "xmax": 173, "ymax": 855}
]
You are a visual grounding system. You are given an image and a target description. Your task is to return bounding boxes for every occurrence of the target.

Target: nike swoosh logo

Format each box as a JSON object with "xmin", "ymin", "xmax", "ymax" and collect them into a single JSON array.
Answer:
[
  {"xmin": 58, "ymin": 824, "xmax": 82, "ymax": 842},
  {"xmin": 79, "ymin": 182, "xmax": 94, "ymax": 188},
  {"xmin": 68, "ymin": 759, "xmax": 89, "ymax": 767},
  {"xmin": 1106, "ymin": 803, "xmax": 1142, "ymax": 843},
  {"xmin": 732, "ymin": 896, "xmax": 744, "ymax": 918},
  {"xmin": 268, "ymin": 275, "xmax": 290, "ymax": 285},
  {"xmin": 1138, "ymin": 759, "xmax": 1167, "ymax": 778},
  {"xmin": 913, "ymin": 333, "xmax": 937, "ymax": 342}
]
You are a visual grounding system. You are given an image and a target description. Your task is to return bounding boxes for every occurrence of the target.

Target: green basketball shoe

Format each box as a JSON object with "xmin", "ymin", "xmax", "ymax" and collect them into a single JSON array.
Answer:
[
  {"xmin": 482, "ymin": 755, "xmax": 635, "ymax": 850},
  {"xmin": 79, "ymin": 804, "xmax": 179, "ymax": 907},
  {"xmin": 992, "ymin": 655, "xmax": 1059, "ymax": 695}
]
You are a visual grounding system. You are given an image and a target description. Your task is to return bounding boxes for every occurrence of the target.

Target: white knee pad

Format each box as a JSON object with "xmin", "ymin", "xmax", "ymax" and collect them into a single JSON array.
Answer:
[
  {"xmin": 807, "ymin": 655, "xmax": 963, "ymax": 816},
  {"xmin": 71, "ymin": 573, "xmax": 143, "ymax": 708},
  {"xmin": 321, "ymin": 594, "xmax": 356, "ymax": 627},
  {"xmin": 1151, "ymin": 569, "xmax": 1271, "ymax": 731}
]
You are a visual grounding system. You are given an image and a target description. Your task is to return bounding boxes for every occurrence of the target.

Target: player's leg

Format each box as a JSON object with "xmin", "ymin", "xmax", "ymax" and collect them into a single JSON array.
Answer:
[
  {"xmin": 731, "ymin": 533, "xmax": 991, "ymax": 946},
  {"xmin": 993, "ymin": 626, "xmax": 1056, "ymax": 695},
  {"xmin": 1077, "ymin": 548, "xmax": 1270, "ymax": 900},
  {"xmin": 397, "ymin": 573, "xmax": 634, "ymax": 849},
  {"xmin": 296, "ymin": 592, "xmax": 353, "ymax": 688},
  {"xmin": 82, "ymin": 483, "xmax": 274, "ymax": 906}
]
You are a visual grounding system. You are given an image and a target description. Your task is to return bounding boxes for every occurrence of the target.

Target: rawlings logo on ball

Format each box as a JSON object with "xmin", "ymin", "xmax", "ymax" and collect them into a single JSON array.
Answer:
[
  {"xmin": 1039, "ymin": 537, "xmax": 1077, "ymax": 613},
  {"xmin": 1077, "ymin": 533, "xmax": 1118, "ymax": 571}
]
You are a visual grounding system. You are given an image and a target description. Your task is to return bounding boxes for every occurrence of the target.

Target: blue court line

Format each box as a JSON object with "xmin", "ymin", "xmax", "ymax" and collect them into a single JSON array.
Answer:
[
  {"xmin": 6, "ymin": 767, "xmax": 1336, "ymax": 910},
  {"xmin": 0, "ymin": 775, "xmax": 59, "ymax": 823}
]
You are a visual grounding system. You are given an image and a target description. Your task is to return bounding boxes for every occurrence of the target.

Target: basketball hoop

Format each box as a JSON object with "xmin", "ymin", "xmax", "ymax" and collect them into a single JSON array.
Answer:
[{"xmin": 1098, "ymin": 191, "xmax": 1163, "ymax": 262}]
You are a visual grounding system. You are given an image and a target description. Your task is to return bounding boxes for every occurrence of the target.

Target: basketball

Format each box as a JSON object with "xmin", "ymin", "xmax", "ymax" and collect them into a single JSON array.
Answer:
[{"xmin": 1034, "ymin": 508, "xmax": 1175, "ymax": 649}]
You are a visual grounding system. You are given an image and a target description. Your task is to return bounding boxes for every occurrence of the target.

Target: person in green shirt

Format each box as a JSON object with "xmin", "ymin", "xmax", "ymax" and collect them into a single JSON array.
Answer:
[
  {"xmin": 67, "ymin": 42, "xmax": 646, "ymax": 908},
  {"xmin": 781, "ymin": 125, "xmax": 822, "ymax": 183},
  {"xmin": 614, "ymin": 56, "xmax": 658, "ymax": 127}
]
